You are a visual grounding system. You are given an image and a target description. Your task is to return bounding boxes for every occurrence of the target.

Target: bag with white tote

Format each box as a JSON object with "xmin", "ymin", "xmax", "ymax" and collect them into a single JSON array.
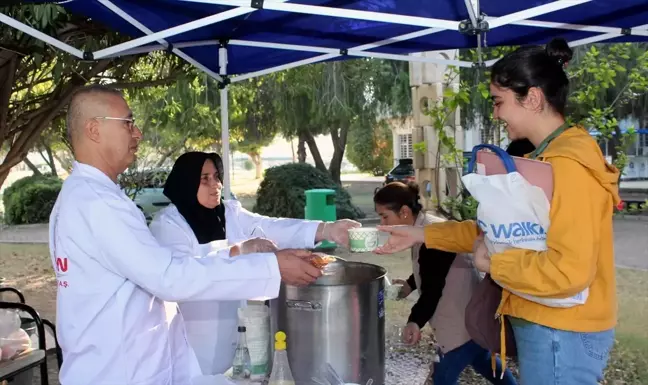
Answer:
[{"xmin": 462, "ymin": 144, "xmax": 588, "ymax": 308}]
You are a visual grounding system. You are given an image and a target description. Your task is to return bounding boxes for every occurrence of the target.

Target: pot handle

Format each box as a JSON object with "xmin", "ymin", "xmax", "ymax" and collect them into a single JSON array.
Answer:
[{"xmin": 286, "ymin": 300, "xmax": 322, "ymax": 310}]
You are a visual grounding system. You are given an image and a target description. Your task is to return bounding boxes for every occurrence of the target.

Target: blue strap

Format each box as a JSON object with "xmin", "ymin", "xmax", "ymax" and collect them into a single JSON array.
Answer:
[{"xmin": 467, "ymin": 144, "xmax": 517, "ymax": 174}]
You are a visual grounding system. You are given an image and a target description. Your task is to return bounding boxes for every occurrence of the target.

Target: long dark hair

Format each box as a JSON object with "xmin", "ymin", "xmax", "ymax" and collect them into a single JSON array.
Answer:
[
  {"xmin": 491, "ymin": 38, "xmax": 573, "ymax": 115},
  {"xmin": 373, "ymin": 181, "xmax": 423, "ymax": 216}
]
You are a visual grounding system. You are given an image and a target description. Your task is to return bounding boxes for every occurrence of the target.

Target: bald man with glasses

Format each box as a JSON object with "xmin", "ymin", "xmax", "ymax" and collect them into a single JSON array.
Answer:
[{"xmin": 49, "ymin": 85, "xmax": 320, "ymax": 385}]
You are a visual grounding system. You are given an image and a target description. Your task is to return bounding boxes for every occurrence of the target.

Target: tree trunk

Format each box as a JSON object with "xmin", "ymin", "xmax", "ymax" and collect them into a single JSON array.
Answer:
[
  {"xmin": 53, "ymin": 152, "xmax": 73, "ymax": 173},
  {"xmin": 297, "ymin": 134, "xmax": 307, "ymax": 163},
  {"xmin": 247, "ymin": 151, "xmax": 263, "ymax": 179},
  {"xmin": 291, "ymin": 138, "xmax": 296, "ymax": 163},
  {"xmin": 329, "ymin": 124, "xmax": 349, "ymax": 185},
  {"xmin": 22, "ymin": 157, "xmax": 42, "ymax": 175},
  {"xmin": 38, "ymin": 139, "xmax": 58, "ymax": 176},
  {"xmin": 303, "ymin": 131, "xmax": 327, "ymax": 173}
]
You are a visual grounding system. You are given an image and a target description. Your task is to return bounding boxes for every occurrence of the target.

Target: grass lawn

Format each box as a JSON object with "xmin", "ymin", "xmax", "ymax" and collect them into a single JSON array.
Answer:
[{"xmin": 1, "ymin": 244, "xmax": 646, "ymax": 384}]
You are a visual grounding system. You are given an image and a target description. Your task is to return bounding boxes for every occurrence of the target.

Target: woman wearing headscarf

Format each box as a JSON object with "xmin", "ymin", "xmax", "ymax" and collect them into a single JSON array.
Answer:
[{"xmin": 149, "ymin": 151, "xmax": 360, "ymax": 375}]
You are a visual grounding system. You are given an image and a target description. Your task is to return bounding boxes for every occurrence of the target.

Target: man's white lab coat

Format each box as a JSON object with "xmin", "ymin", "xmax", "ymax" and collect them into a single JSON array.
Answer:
[
  {"xmin": 149, "ymin": 202, "xmax": 320, "ymax": 375},
  {"xmin": 49, "ymin": 162, "xmax": 281, "ymax": 385}
]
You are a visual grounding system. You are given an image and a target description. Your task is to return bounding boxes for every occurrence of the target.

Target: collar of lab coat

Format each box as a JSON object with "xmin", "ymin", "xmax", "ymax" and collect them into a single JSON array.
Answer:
[{"xmin": 72, "ymin": 161, "xmax": 121, "ymax": 191}]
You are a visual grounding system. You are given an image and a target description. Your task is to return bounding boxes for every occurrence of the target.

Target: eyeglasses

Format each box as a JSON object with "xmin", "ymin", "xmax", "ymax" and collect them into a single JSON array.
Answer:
[{"xmin": 94, "ymin": 116, "xmax": 138, "ymax": 133}]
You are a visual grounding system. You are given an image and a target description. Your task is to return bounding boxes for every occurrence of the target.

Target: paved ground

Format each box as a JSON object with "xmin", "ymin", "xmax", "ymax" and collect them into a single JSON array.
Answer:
[{"xmin": 1, "ymin": 218, "xmax": 647, "ymax": 270}]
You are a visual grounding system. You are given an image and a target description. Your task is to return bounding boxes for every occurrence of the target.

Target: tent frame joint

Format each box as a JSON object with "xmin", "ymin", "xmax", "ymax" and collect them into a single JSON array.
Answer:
[
  {"xmin": 339, "ymin": 48, "xmax": 348, "ymax": 55},
  {"xmin": 251, "ymin": 0, "xmax": 264, "ymax": 10},
  {"xmin": 166, "ymin": 43, "xmax": 174, "ymax": 53},
  {"xmin": 219, "ymin": 39, "xmax": 229, "ymax": 48},
  {"xmin": 459, "ymin": 14, "xmax": 489, "ymax": 36},
  {"xmin": 621, "ymin": 28, "xmax": 632, "ymax": 36},
  {"xmin": 83, "ymin": 51, "xmax": 95, "ymax": 61},
  {"xmin": 218, "ymin": 75, "xmax": 230, "ymax": 88}
]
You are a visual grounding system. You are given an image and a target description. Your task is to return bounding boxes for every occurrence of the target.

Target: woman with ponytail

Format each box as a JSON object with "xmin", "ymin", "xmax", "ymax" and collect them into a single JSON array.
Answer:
[
  {"xmin": 376, "ymin": 38, "xmax": 620, "ymax": 384},
  {"xmin": 374, "ymin": 182, "xmax": 517, "ymax": 385}
]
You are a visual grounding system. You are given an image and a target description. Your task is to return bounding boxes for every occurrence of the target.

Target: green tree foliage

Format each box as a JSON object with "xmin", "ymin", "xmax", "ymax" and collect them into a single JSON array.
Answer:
[
  {"xmin": 567, "ymin": 43, "xmax": 648, "ymax": 172},
  {"xmin": 1, "ymin": 3, "xmax": 185, "ymax": 188},
  {"xmin": 346, "ymin": 119, "xmax": 393, "ymax": 176},
  {"xmin": 269, "ymin": 59, "xmax": 411, "ymax": 183}
]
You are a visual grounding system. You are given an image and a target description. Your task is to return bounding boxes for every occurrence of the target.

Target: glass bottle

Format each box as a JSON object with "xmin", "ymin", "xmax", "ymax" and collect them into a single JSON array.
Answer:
[
  {"xmin": 268, "ymin": 331, "xmax": 295, "ymax": 385},
  {"xmin": 232, "ymin": 326, "xmax": 252, "ymax": 381}
]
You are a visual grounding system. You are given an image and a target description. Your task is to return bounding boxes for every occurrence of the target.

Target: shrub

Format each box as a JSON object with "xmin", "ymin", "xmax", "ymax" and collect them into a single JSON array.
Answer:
[
  {"xmin": 253, "ymin": 163, "xmax": 365, "ymax": 220},
  {"xmin": 2, "ymin": 174, "xmax": 62, "ymax": 225}
]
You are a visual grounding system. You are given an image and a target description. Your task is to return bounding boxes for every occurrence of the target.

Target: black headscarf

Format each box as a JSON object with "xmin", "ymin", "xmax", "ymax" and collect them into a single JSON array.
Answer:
[{"xmin": 163, "ymin": 151, "xmax": 226, "ymax": 244}]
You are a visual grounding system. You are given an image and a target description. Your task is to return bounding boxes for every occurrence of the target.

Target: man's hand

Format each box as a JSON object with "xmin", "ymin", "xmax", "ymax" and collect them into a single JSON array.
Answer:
[
  {"xmin": 374, "ymin": 225, "xmax": 425, "ymax": 254},
  {"xmin": 318, "ymin": 219, "xmax": 362, "ymax": 248},
  {"xmin": 392, "ymin": 278, "xmax": 413, "ymax": 299},
  {"xmin": 403, "ymin": 322, "xmax": 421, "ymax": 345},
  {"xmin": 472, "ymin": 235, "xmax": 491, "ymax": 274},
  {"xmin": 275, "ymin": 249, "xmax": 322, "ymax": 286}
]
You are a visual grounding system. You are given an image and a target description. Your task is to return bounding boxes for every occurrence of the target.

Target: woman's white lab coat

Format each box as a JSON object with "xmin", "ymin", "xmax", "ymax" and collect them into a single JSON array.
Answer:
[{"xmin": 149, "ymin": 200, "xmax": 320, "ymax": 375}]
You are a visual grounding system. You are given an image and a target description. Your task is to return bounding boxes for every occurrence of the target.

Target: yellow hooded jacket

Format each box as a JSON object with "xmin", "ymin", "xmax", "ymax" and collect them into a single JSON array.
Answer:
[{"xmin": 424, "ymin": 126, "xmax": 620, "ymax": 332}]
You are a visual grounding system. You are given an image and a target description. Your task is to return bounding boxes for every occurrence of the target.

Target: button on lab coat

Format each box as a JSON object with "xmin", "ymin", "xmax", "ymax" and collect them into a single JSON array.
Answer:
[
  {"xmin": 149, "ymin": 202, "xmax": 320, "ymax": 375},
  {"xmin": 49, "ymin": 162, "xmax": 281, "ymax": 385}
]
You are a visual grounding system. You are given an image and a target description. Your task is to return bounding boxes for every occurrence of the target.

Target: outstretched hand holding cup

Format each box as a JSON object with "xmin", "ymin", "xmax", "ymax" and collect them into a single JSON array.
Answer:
[{"xmin": 374, "ymin": 225, "xmax": 426, "ymax": 254}]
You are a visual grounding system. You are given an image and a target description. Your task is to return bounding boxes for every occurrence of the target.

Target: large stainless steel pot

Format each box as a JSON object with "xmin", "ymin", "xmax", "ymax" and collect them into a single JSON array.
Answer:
[{"xmin": 270, "ymin": 261, "xmax": 386, "ymax": 385}]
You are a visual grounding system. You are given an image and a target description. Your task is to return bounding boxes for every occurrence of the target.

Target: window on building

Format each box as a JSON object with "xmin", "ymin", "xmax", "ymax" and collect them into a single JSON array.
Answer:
[
  {"xmin": 638, "ymin": 133, "xmax": 648, "ymax": 156},
  {"xmin": 398, "ymin": 134, "xmax": 413, "ymax": 159}
]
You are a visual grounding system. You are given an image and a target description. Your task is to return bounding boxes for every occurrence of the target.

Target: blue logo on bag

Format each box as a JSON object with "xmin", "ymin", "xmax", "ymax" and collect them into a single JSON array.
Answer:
[{"xmin": 477, "ymin": 220, "xmax": 546, "ymax": 239}]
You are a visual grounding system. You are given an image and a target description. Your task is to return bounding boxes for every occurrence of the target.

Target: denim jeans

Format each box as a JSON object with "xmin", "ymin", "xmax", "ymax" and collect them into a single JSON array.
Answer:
[
  {"xmin": 511, "ymin": 319, "xmax": 614, "ymax": 385},
  {"xmin": 431, "ymin": 340, "xmax": 518, "ymax": 385}
]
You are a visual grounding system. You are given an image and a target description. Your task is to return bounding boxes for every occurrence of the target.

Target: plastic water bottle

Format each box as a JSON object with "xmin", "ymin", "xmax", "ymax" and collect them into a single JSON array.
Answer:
[
  {"xmin": 232, "ymin": 326, "xmax": 252, "ymax": 380},
  {"xmin": 268, "ymin": 331, "xmax": 295, "ymax": 385}
]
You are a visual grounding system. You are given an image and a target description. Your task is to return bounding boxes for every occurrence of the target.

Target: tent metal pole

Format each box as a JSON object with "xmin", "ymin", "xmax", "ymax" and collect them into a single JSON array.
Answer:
[
  {"xmin": 0, "ymin": 12, "xmax": 84, "ymax": 58},
  {"xmin": 219, "ymin": 44, "xmax": 231, "ymax": 199},
  {"xmin": 97, "ymin": 0, "xmax": 225, "ymax": 81},
  {"xmin": 226, "ymin": 39, "xmax": 474, "ymax": 67},
  {"xmin": 229, "ymin": 26, "xmax": 455, "ymax": 83},
  {"xmin": 501, "ymin": 19, "xmax": 618, "ymax": 34},
  {"xmin": 570, "ymin": 23, "xmax": 648, "ymax": 47},
  {"xmin": 93, "ymin": 6, "xmax": 253, "ymax": 59},
  {"xmin": 488, "ymin": 0, "xmax": 590, "ymax": 29},
  {"xmin": 108, "ymin": 39, "xmax": 222, "ymax": 57},
  {"xmin": 231, "ymin": 53, "xmax": 338, "ymax": 83},
  {"xmin": 350, "ymin": 51, "xmax": 473, "ymax": 67},
  {"xmin": 464, "ymin": 0, "xmax": 478, "ymax": 28},
  {"xmin": 180, "ymin": 0, "xmax": 460, "ymax": 30}
]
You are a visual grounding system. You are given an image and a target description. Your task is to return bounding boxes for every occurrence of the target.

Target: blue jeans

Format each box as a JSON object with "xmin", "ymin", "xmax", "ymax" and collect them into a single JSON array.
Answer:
[
  {"xmin": 512, "ymin": 320, "xmax": 614, "ymax": 385},
  {"xmin": 432, "ymin": 340, "xmax": 518, "ymax": 385}
]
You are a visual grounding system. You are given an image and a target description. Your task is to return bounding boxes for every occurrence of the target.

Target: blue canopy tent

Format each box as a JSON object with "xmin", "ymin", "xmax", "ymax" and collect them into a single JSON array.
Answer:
[{"xmin": 2, "ymin": 0, "xmax": 647, "ymax": 196}]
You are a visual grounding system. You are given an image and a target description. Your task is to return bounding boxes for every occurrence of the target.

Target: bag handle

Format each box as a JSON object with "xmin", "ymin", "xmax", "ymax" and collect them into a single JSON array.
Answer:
[{"xmin": 467, "ymin": 144, "xmax": 517, "ymax": 174}]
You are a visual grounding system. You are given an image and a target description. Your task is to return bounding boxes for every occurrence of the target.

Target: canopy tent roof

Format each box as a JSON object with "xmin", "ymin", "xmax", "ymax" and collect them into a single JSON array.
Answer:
[
  {"xmin": 4, "ymin": 0, "xmax": 648, "ymax": 83},
  {"xmin": 2, "ymin": 0, "xmax": 647, "ymax": 195}
]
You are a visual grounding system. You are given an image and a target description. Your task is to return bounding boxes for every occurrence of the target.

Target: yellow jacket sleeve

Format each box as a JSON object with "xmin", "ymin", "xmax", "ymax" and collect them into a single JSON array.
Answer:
[
  {"xmin": 490, "ymin": 157, "xmax": 603, "ymax": 298},
  {"xmin": 424, "ymin": 220, "xmax": 479, "ymax": 253}
]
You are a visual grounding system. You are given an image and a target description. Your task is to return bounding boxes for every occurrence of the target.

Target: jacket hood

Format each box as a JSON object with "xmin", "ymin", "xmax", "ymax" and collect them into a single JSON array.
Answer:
[{"xmin": 541, "ymin": 126, "xmax": 621, "ymax": 205}]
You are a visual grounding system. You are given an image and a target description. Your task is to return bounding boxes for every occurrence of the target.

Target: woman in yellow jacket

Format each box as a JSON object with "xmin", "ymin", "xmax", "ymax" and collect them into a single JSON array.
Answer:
[{"xmin": 376, "ymin": 37, "xmax": 621, "ymax": 385}]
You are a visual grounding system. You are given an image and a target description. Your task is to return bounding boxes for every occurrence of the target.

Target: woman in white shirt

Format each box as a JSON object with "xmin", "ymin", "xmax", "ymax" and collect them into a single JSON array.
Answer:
[{"xmin": 149, "ymin": 151, "xmax": 359, "ymax": 375}]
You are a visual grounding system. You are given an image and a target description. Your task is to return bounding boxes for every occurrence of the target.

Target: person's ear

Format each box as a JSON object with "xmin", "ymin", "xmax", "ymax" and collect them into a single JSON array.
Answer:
[
  {"xmin": 85, "ymin": 118, "xmax": 101, "ymax": 143},
  {"xmin": 523, "ymin": 87, "xmax": 545, "ymax": 113},
  {"xmin": 399, "ymin": 206, "xmax": 412, "ymax": 219}
]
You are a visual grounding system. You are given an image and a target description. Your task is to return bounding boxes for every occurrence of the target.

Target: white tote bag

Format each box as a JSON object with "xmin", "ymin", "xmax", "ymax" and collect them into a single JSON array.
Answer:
[{"xmin": 462, "ymin": 144, "xmax": 588, "ymax": 308}]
